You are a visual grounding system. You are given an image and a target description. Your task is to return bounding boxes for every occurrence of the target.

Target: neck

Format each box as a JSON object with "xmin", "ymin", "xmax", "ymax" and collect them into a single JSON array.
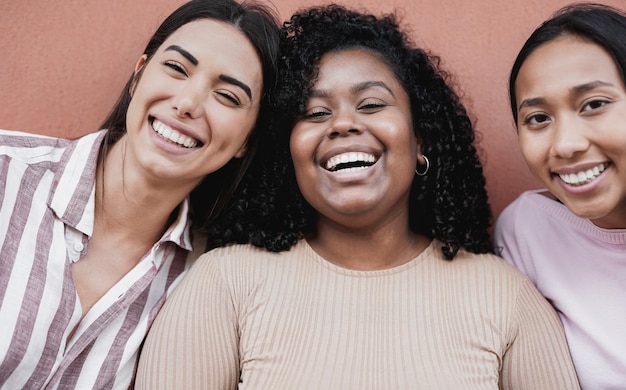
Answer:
[
  {"xmin": 308, "ymin": 215, "xmax": 431, "ymax": 271},
  {"xmin": 94, "ymin": 139, "xmax": 190, "ymax": 244}
]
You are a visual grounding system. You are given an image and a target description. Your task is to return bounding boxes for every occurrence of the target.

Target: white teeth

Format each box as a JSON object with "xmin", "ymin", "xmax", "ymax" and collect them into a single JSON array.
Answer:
[
  {"xmin": 152, "ymin": 119, "xmax": 199, "ymax": 148},
  {"xmin": 559, "ymin": 163, "xmax": 606, "ymax": 185},
  {"xmin": 325, "ymin": 152, "xmax": 377, "ymax": 171}
]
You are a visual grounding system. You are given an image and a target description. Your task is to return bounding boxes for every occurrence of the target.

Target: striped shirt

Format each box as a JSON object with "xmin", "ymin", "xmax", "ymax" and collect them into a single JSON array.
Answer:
[
  {"xmin": 0, "ymin": 129, "xmax": 201, "ymax": 389},
  {"xmin": 137, "ymin": 239, "xmax": 581, "ymax": 389}
]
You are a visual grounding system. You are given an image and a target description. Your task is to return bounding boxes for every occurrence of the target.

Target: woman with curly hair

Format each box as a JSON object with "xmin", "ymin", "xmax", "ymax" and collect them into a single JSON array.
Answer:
[{"xmin": 136, "ymin": 5, "xmax": 579, "ymax": 389}]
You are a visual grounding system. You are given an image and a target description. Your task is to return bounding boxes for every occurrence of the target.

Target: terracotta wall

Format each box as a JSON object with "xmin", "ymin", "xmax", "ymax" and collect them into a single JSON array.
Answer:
[{"xmin": 1, "ymin": 0, "xmax": 624, "ymax": 220}]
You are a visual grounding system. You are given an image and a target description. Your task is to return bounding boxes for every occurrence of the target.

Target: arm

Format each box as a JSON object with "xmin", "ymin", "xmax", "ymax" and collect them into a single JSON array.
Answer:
[
  {"xmin": 500, "ymin": 278, "xmax": 579, "ymax": 390},
  {"xmin": 135, "ymin": 253, "xmax": 240, "ymax": 389}
]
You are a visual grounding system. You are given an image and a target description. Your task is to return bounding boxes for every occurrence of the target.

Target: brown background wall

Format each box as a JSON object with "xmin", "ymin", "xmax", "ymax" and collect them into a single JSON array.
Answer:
[{"xmin": 1, "ymin": 0, "xmax": 624, "ymax": 221}]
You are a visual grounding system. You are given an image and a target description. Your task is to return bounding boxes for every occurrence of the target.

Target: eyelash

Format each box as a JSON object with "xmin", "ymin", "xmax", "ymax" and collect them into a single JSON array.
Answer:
[
  {"xmin": 309, "ymin": 110, "xmax": 329, "ymax": 118},
  {"xmin": 522, "ymin": 97, "xmax": 612, "ymax": 126},
  {"xmin": 522, "ymin": 113, "xmax": 549, "ymax": 126},
  {"xmin": 359, "ymin": 102, "xmax": 385, "ymax": 110},
  {"xmin": 163, "ymin": 61, "xmax": 187, "ymax": 76},
  {"xmin": 216, "ymin": 91, "xmax": 241, "ymax": 106},
  {"xmin": 582, "ymin": 99, "xmax": 609, "ymax": 111}
]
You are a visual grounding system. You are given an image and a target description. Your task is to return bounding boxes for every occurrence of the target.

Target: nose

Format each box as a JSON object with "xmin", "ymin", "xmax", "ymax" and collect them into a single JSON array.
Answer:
[
  {"xmin": 172, "ymin": 83, "xmax": 204, "ymax": 119},
  {"xmin": 550, "ymin": 115, "xmax": 590, "ymax": 159},
  {"xmin": 326, "ymin": 109, "xmax": 364, "ymax": 138}
]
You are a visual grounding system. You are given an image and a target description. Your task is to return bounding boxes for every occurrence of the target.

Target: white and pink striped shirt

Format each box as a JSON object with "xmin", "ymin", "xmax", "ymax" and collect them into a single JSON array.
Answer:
[{"xmin": 0, "ymin": 129, "xmax": 201, "ymax": 389}]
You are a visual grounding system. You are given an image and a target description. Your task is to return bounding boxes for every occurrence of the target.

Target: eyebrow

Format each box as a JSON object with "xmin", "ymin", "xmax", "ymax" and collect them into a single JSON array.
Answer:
[
  {"xmin": 351, "ymin": 81, "xmax": 394, "ymax": 96},
  {"xmin": 518, "ymin": 80, "xmax": 616, "ymax": 111},
  {"xmin": 310, "ymin": 80, "xmax": 394, "ymax": 98},
  {"xmin": 220, "ymin": 75, "xmax": 252, "ymax": 100},
  {"xmin": 164, "ymin": 45, "xmax": 198, "ymax": 65},
  {"xmin": 164, "ymin": 45, "xmax": 253, "ymax": 100},
  {"xmin": 571, "ymin": 80, "xmax": 614, "ymax": 94},
  {"xmin": 518, "ymin": 97, "xmax": 546, "ymax": 111}
]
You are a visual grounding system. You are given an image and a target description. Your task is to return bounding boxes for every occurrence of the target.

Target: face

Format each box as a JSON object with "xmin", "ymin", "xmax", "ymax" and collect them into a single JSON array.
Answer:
[
  {"xmin": 290, "ymin": 48, "xmax": 419, "ymax": 229},
  {"xmin": 124, "ymin": 19, "xmax": 263, "ymax": 189},
  {"xmin": 515, "ymin": 35, "xmax": 626, "ymax": 228}
]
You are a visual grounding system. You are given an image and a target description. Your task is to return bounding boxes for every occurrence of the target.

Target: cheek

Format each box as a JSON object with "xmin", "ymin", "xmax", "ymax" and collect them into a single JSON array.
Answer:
[
  {"xmin": 125, "ymin": 97, "xmax": 143, "ymax": 134},
  {"xmin": 518, "ymin": 133, "xmax": 548, "ymax": 170},
  {"xmin": 289, "ymin": 129, "xmax": 324, "ymax": 204},
  {"xmin": 213, "ymin": 106, "xmax": 259, "ymax": 143},
  {"xmin": 289, "ymin": 126, "xmax": 317, "ymax": 168}
]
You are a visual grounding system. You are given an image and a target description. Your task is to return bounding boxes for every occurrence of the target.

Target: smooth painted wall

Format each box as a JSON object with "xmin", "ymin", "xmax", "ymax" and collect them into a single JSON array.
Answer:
[{"xmin": 1, "ymin": 0, "xmax": 624, "ymax": 220}]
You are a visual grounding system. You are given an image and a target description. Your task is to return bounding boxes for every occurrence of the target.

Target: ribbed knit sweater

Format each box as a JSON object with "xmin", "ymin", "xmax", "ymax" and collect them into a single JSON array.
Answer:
[
  {"xmin": 137, "ymin": 239, "xmax": 579, "ymax": 389},
  {"xmin": 495, "ymin": 190, "xmax": 626, "ymax": 389}
]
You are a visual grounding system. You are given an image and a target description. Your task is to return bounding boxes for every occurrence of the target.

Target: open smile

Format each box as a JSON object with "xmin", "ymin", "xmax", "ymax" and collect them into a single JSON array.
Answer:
[
  {"xmin": 323, "ymin": 151, "xmax": 379, "ymax": 172},
  {"xmin": 151, "ymin": 118, "xmax": 202, "ymax": 148},
  {"xmin": 556, "ymin": 162, "xmax": 609, "ymax": 186}
]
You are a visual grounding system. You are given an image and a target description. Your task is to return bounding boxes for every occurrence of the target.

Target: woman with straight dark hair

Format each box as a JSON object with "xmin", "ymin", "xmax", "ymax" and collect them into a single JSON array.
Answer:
[
  {"xmin": 495, "ymin": 3, "xmax": 626, "ymax": 388},
  {"xmin": 0, "ymin": 0, "xmax": 279, "ymax": 388},
  {"xmin": 137, "ymin": 5, "xmax": 580, "ymax": 389}
]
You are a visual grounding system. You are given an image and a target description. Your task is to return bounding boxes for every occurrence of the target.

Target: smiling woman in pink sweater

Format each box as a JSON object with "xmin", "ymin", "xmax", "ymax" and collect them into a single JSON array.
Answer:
[{"xmin": 495, "ymin": 4, "xmax": 626, "ymax": 389}]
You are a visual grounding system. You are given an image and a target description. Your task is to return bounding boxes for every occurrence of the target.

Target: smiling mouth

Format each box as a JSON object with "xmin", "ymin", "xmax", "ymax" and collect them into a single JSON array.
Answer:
[
  {"xmin": 324, "ymin": 152, "xmax": 378, "ymax": 172},
  {"xmin": 557, "ymin": 162, "xmax": 608, "ymax": 186},
  {"xmin": 151, "ymin": 118, "xmax": 202, "ymax": 148}
]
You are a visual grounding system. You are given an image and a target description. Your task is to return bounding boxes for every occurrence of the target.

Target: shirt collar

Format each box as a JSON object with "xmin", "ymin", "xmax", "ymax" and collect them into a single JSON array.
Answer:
[
  {"xmin": 160, "ymin": 198, "xmax": 194, "ymax": 251},
  {"xmin": 48, "ymin": 130, "xmax": 106, "ymax": 236},
  {"xmin": 47, "ymin": 130, "xmax": 193, "ymax": 252}
]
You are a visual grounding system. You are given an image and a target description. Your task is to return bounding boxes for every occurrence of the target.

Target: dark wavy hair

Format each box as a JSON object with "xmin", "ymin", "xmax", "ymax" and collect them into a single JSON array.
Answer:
[
  {"xmin": 99, "ymin": 0, "xmax": 279, "ymax": 229},
  {"xmin": 509, "ymin": 3, "xmax": 626, "ymax": 124},
  {"xmin": 211, "ymin": 4, "xmax": 492, "ymax": 259}
]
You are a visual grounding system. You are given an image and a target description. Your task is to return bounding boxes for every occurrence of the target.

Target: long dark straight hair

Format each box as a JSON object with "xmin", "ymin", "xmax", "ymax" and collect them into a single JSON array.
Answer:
[{"xmin": 99, "ymin": 0, "xmax": 279, "ymax": 228}]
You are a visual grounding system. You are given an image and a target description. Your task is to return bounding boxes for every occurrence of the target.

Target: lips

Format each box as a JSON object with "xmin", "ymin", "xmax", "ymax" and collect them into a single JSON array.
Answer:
[
  {"xmin": 151, "ymin": 118, "xmax": 201, "ymax": 148},
  {"xmin": 324, "ymin": 151, "xmax": 378, "ymax": 172},
  {"xmin": 557, "ymin": 162, "xmax": 608, "ymax": 186}
]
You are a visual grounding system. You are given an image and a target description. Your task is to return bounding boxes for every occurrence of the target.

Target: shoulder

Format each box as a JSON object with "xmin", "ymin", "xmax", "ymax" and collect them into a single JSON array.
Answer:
[
  {"xmin": 0, "ymin": 129, "xmax": 105, "ymax": 165},
  {"xmin": 497, "ymin": 190, "xmax": 554, "ymax": 227},
  {"xmin": 428, "ymin": 242, "xmax": 531, "ymax": 296},
  {"xmin": 199, "ymin": 241, "xmax": 303, "ymax": 263},
  {"xmin": 188, "ymin": 241, "xmax": 307, "ymax": 283},
  {"xmin": 427, "ymin": 244, "xmax": 553, "ymax": 331},
  {"xmin": 445, "ymin": 247, "xmax": 527, "ymax": 282},
  {"xmin": 494, "ymin": 190, "xmax": 562, "ymax": 255}
]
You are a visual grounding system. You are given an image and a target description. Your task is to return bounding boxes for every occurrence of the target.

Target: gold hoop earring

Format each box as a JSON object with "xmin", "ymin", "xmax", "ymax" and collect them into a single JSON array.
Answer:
[{"xmin": 415, "ymin": 155, "xmax": 430, "ymax": 176}]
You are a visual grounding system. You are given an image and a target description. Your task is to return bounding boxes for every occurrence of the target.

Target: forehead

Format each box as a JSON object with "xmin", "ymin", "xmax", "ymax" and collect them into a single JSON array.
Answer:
[
  {"xmin": 161, "ymin": 19, "xmax": 249, "ymax": 50},
  {"xmin": 516, "ymin": 36, "xmax": 622, "ymax": 96},
  {"xmin": 315, "ymin": 48, "xmax": 402, "ymax": 88}
]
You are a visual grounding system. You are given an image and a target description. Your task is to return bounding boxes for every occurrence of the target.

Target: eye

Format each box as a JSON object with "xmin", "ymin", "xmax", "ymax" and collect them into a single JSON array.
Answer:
[
  {"xmin": 581, "ymin": 99, "xmax": 609, "ymax": 112},
  {"xmin": 162, "ymin": 61, "xmax": 188, "ymax": 77},
  {"xmin": 215, "ymin": 90, "xmax": 242, "ymax": 107},
  {"xmin": 302, "ymin": 107, "xmax": 331, "ymax": 121},
  {"xmin": 358, "ymin": 98, "xmax": 386, "ymax": 112},
  {"xmin": 522, "ymin": 113, "xmax": 551, "ymax": 128}
]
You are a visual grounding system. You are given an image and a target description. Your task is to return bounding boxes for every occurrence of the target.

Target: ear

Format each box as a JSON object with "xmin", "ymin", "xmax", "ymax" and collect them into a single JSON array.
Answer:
[
  {"xmin": 234, "ymin": 142, "xmax": 248, "ymax": 159},
  {"xmin": 129, "ymin": 54, "xmax": 148, "ymax": 96},
  {"xmin": 416, "ymin": 142, "xmax": 426, "ymax": 165},
  {"xmin": 134, "ymin": 54, "xmax": 148, "ymax": 73}
]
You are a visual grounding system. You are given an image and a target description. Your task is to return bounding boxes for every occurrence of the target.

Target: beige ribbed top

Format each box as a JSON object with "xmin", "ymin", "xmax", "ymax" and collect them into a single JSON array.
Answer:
[{"xmin": 136, "ymin": 239, "xmax": 579, "ymax": 389}]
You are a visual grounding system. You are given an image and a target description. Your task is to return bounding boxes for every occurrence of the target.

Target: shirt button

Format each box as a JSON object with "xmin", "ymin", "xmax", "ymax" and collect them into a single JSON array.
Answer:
[{"xmin": 73, "ymin": 242, "xmax": 84, "ymax": 252}]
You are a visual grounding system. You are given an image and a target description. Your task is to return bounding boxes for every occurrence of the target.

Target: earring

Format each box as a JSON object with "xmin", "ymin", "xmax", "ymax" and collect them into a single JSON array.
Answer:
[{"xmin": 415, "ymin": 155, "xmax": 430, "ymax": 176}]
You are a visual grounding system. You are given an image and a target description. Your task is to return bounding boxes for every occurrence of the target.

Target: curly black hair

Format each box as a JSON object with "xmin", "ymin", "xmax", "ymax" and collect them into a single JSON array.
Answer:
[{"xmin": 209, "ymin": 4, "xmax": 493, "ymax": 259}]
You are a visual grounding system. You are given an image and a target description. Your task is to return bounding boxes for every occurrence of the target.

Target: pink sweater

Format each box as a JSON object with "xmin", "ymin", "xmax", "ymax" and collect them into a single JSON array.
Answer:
[{"xmin": 495, "ymin": 190, "xmax": 626, "ymax": 389}]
